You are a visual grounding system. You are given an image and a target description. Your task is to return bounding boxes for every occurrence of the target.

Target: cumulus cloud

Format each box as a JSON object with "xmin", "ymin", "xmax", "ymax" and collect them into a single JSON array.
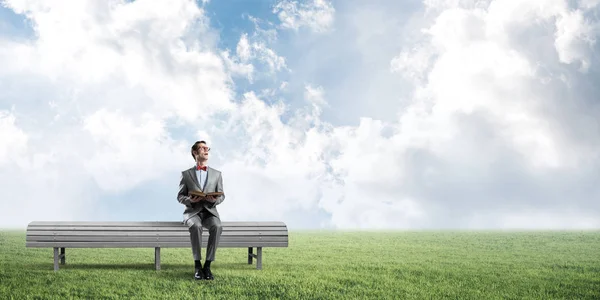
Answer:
[
  {"xmin": 0, "ymin": 0, "xmax": 233, "ymax": 227},
  {"xmin": 273, "ymin": 0, "xmax": 335, "ymax": 33},
  {"xmin": 0, "ymin": 110, "xmax": 28, "ymax": 165},
  {"xmin": 378, "ymin": 0, "xmax": 600, "ymax": 228},
  {"xmin": 1, "ymin": 0, "xmax": 599, "ymax": 230},
  {"xmin": 236, "ymin": 32, "xmax": 287, "ymax": 74},
  {"xmin": 247, "ymin": 0, "xmax": 600, "ymax": 229},
  {"xmin": 221, "ymin": 16, "xmax": 288, "ymax": 84}
]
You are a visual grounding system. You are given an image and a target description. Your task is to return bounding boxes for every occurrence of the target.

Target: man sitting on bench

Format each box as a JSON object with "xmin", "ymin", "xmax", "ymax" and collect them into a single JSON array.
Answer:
[{"xmin": 177, "ymin": 140, "xmax": 225, "ymax": 280}]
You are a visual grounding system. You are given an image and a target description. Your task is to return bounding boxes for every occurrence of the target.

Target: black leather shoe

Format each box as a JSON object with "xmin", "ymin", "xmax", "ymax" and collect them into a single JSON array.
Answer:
[
  {"xmin": 203, "ymin": 267, "xmax": 214, "ymax": 280},
  {"xmin": 194, "ymin": 269, "xmax": 204, "ymax": 280}
]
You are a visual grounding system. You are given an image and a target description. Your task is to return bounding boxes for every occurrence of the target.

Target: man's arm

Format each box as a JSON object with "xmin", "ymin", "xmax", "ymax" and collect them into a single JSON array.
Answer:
[
  {"xmin": 213, "ymin": 172, "xmax": 225, "ymax": 206},
  {"xmin": 177, "ymin": 172, "xmax": 192, "ymax": 207}
]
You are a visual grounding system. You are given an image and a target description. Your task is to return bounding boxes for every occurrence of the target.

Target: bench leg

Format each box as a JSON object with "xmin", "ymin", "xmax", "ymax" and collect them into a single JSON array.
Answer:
[
  {"xmin": 256, "ymin": 247, "xmax": 262, "ymax": 270},
  {"xmin": 155, "ymin": 247, "xmax": 160, "ymax": 270},
  {"xmin": 53, "ymin": 247, "xmax": 59, "ymax": 271},
  {"xmin": 247, "ymin": 247, "xmax": 262, "ymax": 270},
  {"xmin": 60, "ymin": 248, "xmax": 65, "ymax": 265}
]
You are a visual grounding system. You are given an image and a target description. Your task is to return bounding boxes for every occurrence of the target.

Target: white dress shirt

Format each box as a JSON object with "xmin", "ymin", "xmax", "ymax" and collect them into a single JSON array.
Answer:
[{"xmin": 195, "ymin": 166, "xmax": 207, "ymax": 190}]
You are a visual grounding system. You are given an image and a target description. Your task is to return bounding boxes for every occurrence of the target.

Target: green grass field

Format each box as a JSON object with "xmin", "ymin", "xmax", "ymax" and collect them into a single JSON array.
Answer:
[{"xmin": 1, "ymin": 230, "xmax": 599, "ymax": 299}]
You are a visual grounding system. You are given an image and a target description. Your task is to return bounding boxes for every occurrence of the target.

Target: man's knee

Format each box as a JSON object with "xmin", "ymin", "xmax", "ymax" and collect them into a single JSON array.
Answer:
[
  {"xmin": 189, "ymin": 223, "xmax": 202, "ymax": 232},
  {"xmin": 209, "ymin": 223, "xmax": 222, "ymax": 234},
  {"xmin": 188, "ymin": 221, "xmax": 202, "ymax": 232}
]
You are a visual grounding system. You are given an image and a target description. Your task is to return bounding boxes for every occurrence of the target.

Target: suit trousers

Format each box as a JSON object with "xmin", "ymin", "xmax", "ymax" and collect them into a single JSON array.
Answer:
[{"xmin": 184, "ymin": 209, "xmax": 223, "ymax": 262}]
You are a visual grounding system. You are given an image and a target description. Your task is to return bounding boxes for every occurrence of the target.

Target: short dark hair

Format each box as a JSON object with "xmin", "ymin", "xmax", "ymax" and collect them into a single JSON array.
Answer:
[{"xmin": 191, "ymin": 140, "xmax": 206, "ymax": 160}]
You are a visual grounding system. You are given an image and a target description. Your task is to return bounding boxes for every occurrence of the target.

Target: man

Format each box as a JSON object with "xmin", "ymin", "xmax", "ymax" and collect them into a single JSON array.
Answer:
[{"xmin": 177, "ymin": 140, "xmax": 225, "ymax": 280}]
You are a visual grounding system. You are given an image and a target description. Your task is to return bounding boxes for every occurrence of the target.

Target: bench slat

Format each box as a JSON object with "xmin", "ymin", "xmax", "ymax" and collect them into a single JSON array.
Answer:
[
  {"xmin": 26, "ymin": 230, "xmax": 288, "ymax": 237},
  {"xmin": 26, "ymin": 226, "xmax": 286, "ymax": 231},
  {"xmin": 26, "ymin": 241, "xmax": 288, "ymax": 248},
  {"xmin": 28, "ymin": 221, "xmax": 286, "ymax": 227},
  {"xmin": 26, "ymin": 236, "xmax": 288, "ymax": 242}
]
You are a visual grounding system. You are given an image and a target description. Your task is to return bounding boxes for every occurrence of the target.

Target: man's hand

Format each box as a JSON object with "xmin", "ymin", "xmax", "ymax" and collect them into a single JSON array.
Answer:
[
  {"xmin": 205, "ymin": 195, "xmax": 217, "ymax": 203},
  {"xmin": 190, "ymin": 195, "xmax": 216, "ymax": 203}
]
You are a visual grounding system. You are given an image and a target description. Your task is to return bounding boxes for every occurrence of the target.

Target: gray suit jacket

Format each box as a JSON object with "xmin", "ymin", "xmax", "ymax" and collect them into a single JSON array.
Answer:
[{"xmin": 177, "ymin": 165, "xmax": 225, "ymax": 222}]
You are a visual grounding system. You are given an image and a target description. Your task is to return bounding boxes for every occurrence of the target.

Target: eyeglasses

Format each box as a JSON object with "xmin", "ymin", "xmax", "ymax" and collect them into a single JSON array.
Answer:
[{"xmin": 198, "ymin": 146, "xmax": 211, "ymax": 152}]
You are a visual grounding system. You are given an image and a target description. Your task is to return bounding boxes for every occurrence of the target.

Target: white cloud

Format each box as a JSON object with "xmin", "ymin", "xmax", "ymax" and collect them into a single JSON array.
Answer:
[
  {"xmin": 221, "ymin": 50, "xmax": 255, "ymax": 81},
  {"xmin": 0, "ymin": 0, "xmax": 234, "ymax": 227},
  {"xmin": 221, "ymin": 21, "xmax": 288, "ymax": 84},
  {"xmin": 390, "ymin": 45, "xmax": 436, "ymax": 84},
  {"xmin": 237, "ymin": 33, "xmax": 287, "ymax": 74},
  {"xmin": 554, "ymin": 9, "xmax": 597, "ymax": 72},
  {"xmin": 0, "ymin": 111, "xmax": 102, "ymax": 228},
  {"xmin": 358, "ymin": 0, "xmax": 600, "ymax": 228},
  {"xmin": 208, "ymin": 91, "xmax": 329, "ymax": 222},
  {"xmin": 82, "ymin": 109, "xmax": 189, "ymax": 192},
  {"xmin": 304, "ymin": 85, "xmax": 326, "ymax": 105},
  {"xmin": 248, "ymin": 0, "xmax": 600, "ymax": 229},
  {"xmin": 273, "ymin": 0, "xmax": 335, "ymax": 33},
  {"xmin": 0, "ymin": 110, "xmax": 28, "ymax": 165},
  {"xmin": 1, "ymin": 0, "xmax": 599, "ymax": 230},
  {"xmin": 236, "ymin": 33, "xmax": 252, "ymax": 61}
]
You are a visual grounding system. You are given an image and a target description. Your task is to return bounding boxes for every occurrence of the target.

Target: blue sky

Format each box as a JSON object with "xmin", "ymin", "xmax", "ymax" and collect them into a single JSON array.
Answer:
[
  {"xmin": 0, "ymin": 4, "xmax": 31, "ymax": 37},
  {"xmin": 1, "ymin": 0, "xmax": 600, "ymax": 230}
]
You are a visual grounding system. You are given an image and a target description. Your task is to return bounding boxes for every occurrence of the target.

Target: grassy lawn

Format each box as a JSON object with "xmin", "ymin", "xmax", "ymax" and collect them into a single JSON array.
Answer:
[{"xmin": 1, "ymin": 230, "xmax": 599, "ymax": 299}]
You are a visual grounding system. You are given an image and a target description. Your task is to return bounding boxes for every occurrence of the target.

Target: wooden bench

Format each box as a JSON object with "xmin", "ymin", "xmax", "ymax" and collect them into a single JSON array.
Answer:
[{"xmin": 25, "ymin": 221, "xmax": 288, "ymax": 271}]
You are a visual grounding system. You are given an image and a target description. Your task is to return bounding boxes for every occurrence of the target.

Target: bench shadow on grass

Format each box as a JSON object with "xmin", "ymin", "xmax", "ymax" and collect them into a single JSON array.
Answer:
[
  {"xmin": 158, "ymin": 262, "xmax": 261, "ymax": 280},
  {"xmin": 45, "ymin": 262, "xmax": 260, "ymax": 276},
  {"xmin": 56, "ymin": 263, "xmax": 183, "ymax": 271}
]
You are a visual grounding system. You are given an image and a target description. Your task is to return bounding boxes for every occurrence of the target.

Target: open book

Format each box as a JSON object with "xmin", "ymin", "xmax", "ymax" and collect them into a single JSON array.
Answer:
[{"xmin": 189, "ymin": 190, "xmax": 224, "ymax": 197}]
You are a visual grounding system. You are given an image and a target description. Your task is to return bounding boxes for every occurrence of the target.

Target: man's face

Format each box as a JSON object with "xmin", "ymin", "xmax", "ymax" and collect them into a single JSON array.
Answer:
[{"xmin": 196, "ymin": 143, "xmax": 210, "ymax": 160}]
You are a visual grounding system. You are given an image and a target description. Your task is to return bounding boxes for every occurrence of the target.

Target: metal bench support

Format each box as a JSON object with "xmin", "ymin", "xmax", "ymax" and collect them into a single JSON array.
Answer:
[
  {"xmin": 53, "ymin": 247, "xmax": 66, "ymax": 271},
  {"xmin": 248, "ymin": 247, "xmax": 263, "ymax": 270},
  {"xmin": 155, "ymin": 247, "xmax": 160, "ymax": 270}
]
